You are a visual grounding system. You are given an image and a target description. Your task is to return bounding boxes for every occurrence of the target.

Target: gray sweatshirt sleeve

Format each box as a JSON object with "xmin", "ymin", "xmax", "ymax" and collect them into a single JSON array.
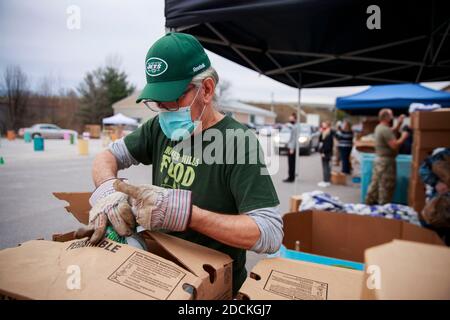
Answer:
[
  {"xmin": 246, "ymin": 205, "xmax": 284, "ymax": 254},
  {"xmin": 287, "ymin": 124, "xmax": 299, "ymax": 150},
  {"xmin": 108, "ymin": 138, "xmax": 140, "ymax": 169}
]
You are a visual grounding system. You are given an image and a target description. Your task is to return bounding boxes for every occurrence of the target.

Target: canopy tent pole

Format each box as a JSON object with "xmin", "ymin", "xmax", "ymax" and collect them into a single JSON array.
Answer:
[{"xmin": 294, "ymin": 72, "xmax": 302, "ymax": 195}]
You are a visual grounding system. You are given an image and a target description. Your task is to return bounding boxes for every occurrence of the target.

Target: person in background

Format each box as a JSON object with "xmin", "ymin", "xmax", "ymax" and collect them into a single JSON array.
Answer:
[
  {"xmin": 318, "ymin": 121, "xmax": 334, "ymax": 187},
  {"xmin": 335, "ymin": 120, "xmax": 354, "ymax": 174},
  {"xmin": 419, "ymin": 148, "xmax": 450, "ymax": 246},
  {"xmin": 333, "ymin": 121, "xmax": 342, "ymax": 167},
  {"xmin": 283, "ymin": 113, "xmax": 299, "ymax": 183},
  {"xmin": 365, "ymin": 109, "xmax": 409, "ymax": 205},
  {"xmin": 398, "ymin": 124, "xmax": 413, "ymax": 154}
]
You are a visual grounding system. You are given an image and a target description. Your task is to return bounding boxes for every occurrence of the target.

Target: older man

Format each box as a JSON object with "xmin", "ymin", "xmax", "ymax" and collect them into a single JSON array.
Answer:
[
  {"xmin": 82, "ymin": 33, "xmax": 283, "ymax": 295},
  {"xmin": 365, "ymin": 108, "xmax": 409, "ymax": 205}
]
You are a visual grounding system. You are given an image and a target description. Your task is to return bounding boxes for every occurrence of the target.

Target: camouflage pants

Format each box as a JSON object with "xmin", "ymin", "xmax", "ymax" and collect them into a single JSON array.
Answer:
[{"xmin": 365, "ymin": 157, "xmax": 396, "ymax": 205}]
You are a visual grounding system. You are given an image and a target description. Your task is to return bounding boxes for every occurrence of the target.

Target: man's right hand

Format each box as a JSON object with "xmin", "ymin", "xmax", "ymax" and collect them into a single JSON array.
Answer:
[{"xmin": 76, "ymin": 179, "xmax": 136, "ymax": 244}]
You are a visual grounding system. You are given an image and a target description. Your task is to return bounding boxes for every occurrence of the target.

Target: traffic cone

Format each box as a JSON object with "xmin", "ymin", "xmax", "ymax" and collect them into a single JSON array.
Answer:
[{"xmin": 0, "ymin": 157, "xmax": 4, "ymax": 165}]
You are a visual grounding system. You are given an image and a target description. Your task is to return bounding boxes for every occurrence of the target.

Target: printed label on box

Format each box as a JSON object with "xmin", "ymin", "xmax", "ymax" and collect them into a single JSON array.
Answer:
[
  {"xmin": 263, "ymin": 270, "xmax": 328, "ymax": 300},
  {"xmin": 108, "ymin": 252, "xmax": 187, "ymax": 300}
]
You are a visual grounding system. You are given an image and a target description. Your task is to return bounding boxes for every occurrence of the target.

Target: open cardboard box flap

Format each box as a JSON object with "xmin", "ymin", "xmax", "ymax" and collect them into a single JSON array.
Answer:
[
  {"xmin": 238, "ymin": 257, "xmax": 364, "ymax": 300},
  {"xmin": 0, "ymin": 238, "xmax": 200, "ymax": 300},
  {"xmin": 53, "ymin": 192, "xmax": 91, "ymax": 225},
  {"xmin": 282, "ymin": 210, "xmax": 443, "ymax": 262},
  {"xmin": 146, "ymin": 232, "xmax": 231, "ymax": 277},
  {"xmin": 362, "ymin": 240, "xmax": 450, "ymax": 300}
]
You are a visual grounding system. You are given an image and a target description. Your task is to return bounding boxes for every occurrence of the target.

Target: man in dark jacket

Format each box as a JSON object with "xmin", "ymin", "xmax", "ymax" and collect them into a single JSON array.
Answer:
[{"xmin": 318, "ymin": 121, "xmax": 334, "ymax": 187}]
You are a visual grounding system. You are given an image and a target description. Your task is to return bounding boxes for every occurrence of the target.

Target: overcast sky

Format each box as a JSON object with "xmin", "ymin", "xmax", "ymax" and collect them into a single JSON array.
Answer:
[{"xmin": 1, "ymin": 0, "xmax": 448, "ymax": 105}]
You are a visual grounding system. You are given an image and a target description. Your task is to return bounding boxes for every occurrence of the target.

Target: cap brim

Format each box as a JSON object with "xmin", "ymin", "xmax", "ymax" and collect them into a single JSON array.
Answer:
[{"xmin": 136, "ymin": 78, "xmax": 192, "ymax": 103}]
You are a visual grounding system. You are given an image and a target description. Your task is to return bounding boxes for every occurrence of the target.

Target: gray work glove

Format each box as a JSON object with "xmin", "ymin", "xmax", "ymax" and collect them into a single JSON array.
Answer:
[
  {"xmin": 113, "ymin": 180, "xmax": 192, "ymax": 232},
  {"xmin": 76, "ymin": 178, "xmax": 136, "ymax": 244}
]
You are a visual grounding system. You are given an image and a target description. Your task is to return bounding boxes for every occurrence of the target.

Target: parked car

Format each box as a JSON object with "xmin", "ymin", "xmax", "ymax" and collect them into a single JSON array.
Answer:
[
  {"xmin": 298, "ymin": 124, "xmax": 320, "ymax": 155},
  {"xmin": 272, "ymin": 125, "xmax": 291, "ymax": 154},
  {"xmin": 272, "ymin": 123, "xmax": 320, "ymax": 155},
  {"xmin": 20, "ymin": 124, "xmax": 78, "ymax": 139}
]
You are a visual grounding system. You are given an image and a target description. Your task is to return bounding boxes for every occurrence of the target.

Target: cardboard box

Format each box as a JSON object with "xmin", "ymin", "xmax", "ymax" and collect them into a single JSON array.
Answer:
[
  {"xmin": 289, "ymin": 195, "xmax": 303, "ymax": 212},
  {"xmin": 84, "ymin": 125, "xmax": 101, "ymax": 139},
  {"xmin": 413, "ymin": 130, "xmax": 450, "ymax": 150},
  {"xmin": 407, "ymin": 176, "xmax": 426, "ymax": 213},
  {"xmin": 239, "ymin": 240, "xmax": 450, "ymax": 300},
  {"xmin": 237, "ymin": 257, "xmax": 364, "ymax": 300},
  {"xmin": 412, "ymin": 144, "xmax": 434, "ymax": 160},
  {"xmin": 362, "ymin": 240, "xmax": 450, "ymax": 300},
  {"xmin": 408, "ymin": 181, "xmax": 425, "ymax": 210},
  {"xmin": 282, "ymin": 210, "xmax": 443, "ymax": 263},
  {"xmin": 354, "ymin": 139, "xmax": 375, "ymax": 153},
  {"xmin": 331, "ymin": 172, "xmax": 347, "ymax": 185},
  {"xmin": 411, "ymin": 109, "xmax": 450, "ymax": 131},
  {"xmin": 0, "ymin": 192, "xmax": 233, "ymax": 300}
]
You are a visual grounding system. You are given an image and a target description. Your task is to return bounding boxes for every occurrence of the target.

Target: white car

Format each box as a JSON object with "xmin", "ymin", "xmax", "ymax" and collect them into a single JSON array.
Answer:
[
  {"xmin": 272, "ymin": 126, "xmax": 291, "ymax": 154},
  {"xmin": 21, "ymin": 124, "xmax": 78, "ymax": 139},
  {"xmin": 272, "ymin": 124, "xmax": 320, "ymax": 155}
]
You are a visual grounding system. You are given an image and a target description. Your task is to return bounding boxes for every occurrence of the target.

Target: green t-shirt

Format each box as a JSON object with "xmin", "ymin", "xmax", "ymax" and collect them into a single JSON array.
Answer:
[
  {"xmin": 375, "ymin": 123, "xmax": 397, "ymax": 158},
  {"xmin": 124, "ymin": 115, "xmax": 280, "ymax": 294}
]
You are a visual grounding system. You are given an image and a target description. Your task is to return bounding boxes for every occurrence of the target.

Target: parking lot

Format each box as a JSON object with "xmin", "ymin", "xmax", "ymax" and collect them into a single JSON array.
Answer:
[{"xmin": 0, "ymin": 137, "xmax": 360, "ymax": 270}]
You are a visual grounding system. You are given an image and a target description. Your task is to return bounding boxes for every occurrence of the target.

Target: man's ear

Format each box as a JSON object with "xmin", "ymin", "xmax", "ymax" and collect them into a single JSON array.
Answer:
[{"xmin": 202, "ymin": 78, "xmax": 215, "ymax": 104}]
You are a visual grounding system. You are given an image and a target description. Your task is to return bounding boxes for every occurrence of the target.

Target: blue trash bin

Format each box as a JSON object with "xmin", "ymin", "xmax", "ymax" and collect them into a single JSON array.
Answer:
[
  {"xmin": 33, "ymin": 136, "xmax": 44, "ymax": 151},
  {"xmin": 360, "ymin": 153, "xmax": 412, "ymax": 204},
  {"xmin": 24, "ymin": 132, "xmax": 32, "ymax": 143}
]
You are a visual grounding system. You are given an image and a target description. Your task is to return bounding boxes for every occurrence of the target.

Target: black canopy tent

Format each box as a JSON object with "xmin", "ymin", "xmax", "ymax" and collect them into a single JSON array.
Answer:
[
  {"xmin": 165, "ymin": 0, "xmax": 450, "ymax": 188},
  {"xmin": 165, "ymin": 0, "xmax": 450, "ymax": 89}
]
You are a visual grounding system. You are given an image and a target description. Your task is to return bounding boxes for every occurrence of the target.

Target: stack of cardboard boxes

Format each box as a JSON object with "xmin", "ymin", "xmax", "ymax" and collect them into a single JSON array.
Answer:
[{"xmin": 409, "ymin": 109, "xmax": 450, "ymax": 213}]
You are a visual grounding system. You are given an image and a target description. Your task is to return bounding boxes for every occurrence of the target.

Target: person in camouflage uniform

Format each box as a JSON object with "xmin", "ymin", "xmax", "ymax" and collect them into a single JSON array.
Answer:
[{"xmin": 365, "ymin": 109, "xmax": 409, "ymax": 205}]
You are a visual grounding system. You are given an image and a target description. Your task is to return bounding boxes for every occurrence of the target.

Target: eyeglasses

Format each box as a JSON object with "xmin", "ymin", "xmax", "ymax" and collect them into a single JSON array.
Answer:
[{"xmin": 143, "ymin": 85, "xmax": 196, "ymax": 112}]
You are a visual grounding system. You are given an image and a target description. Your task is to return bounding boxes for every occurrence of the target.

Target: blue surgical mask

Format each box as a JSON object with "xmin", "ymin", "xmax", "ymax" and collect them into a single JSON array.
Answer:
[{"xmin": 158, "ymin": 87, "xmax": 206, "ymax": 141}]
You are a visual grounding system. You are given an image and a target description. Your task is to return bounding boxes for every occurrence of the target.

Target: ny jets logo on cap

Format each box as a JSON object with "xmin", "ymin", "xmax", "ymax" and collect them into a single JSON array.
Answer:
[{"xmin": 146, "ymin": 57, "xmax": 168, "ymax": 77}]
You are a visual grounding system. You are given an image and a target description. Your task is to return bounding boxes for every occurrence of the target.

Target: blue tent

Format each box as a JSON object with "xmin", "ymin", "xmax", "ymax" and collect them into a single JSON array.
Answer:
[{"xmin": 336, "ymin": 84, "xmax": 450, "ymax": 115}]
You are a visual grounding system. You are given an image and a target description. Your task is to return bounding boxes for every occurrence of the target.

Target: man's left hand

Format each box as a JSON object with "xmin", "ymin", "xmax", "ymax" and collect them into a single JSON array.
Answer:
[{"xmin": 113, "ymin": 180, "xmax": 192, "ymax": 232}]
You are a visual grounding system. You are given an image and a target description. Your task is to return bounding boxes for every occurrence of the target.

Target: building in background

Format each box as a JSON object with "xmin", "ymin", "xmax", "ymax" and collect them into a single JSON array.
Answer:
[
  {"xmin": 251, "ymin": 101, "xmax": 334, "ymax": 124},
  {"xmin": 112, "ymin": 92, "xmax": 157, "ymax": 124},
  {"xmin": 219, "ymin": 100, "xmax": 276, "ymax": 126}
]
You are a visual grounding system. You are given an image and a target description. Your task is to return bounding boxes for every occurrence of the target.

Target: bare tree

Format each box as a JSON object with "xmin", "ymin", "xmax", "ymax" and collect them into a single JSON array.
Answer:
[
  {"xmin": 2, "ymin": 65, "xmax": 30, "ymax": 131},
  {"xmin": 38, "ymin": 75, "xmax": 56, "ymax": 97}
]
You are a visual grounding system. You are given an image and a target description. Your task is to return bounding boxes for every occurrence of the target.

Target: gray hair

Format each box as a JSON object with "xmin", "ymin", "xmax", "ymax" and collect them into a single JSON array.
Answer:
[
  {"xmin": 378, "ymin": 108, "xmax": 393, "ymax": 121},
  {"xmin": 191, "ymin": 66, "xmax": 219, "ymax": 104}
]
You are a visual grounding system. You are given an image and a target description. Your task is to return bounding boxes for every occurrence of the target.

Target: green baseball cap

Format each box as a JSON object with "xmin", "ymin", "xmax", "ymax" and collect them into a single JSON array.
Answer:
[{"xmin": 136, "ymin": 32, "xmax": 211, "ymax": 103}]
